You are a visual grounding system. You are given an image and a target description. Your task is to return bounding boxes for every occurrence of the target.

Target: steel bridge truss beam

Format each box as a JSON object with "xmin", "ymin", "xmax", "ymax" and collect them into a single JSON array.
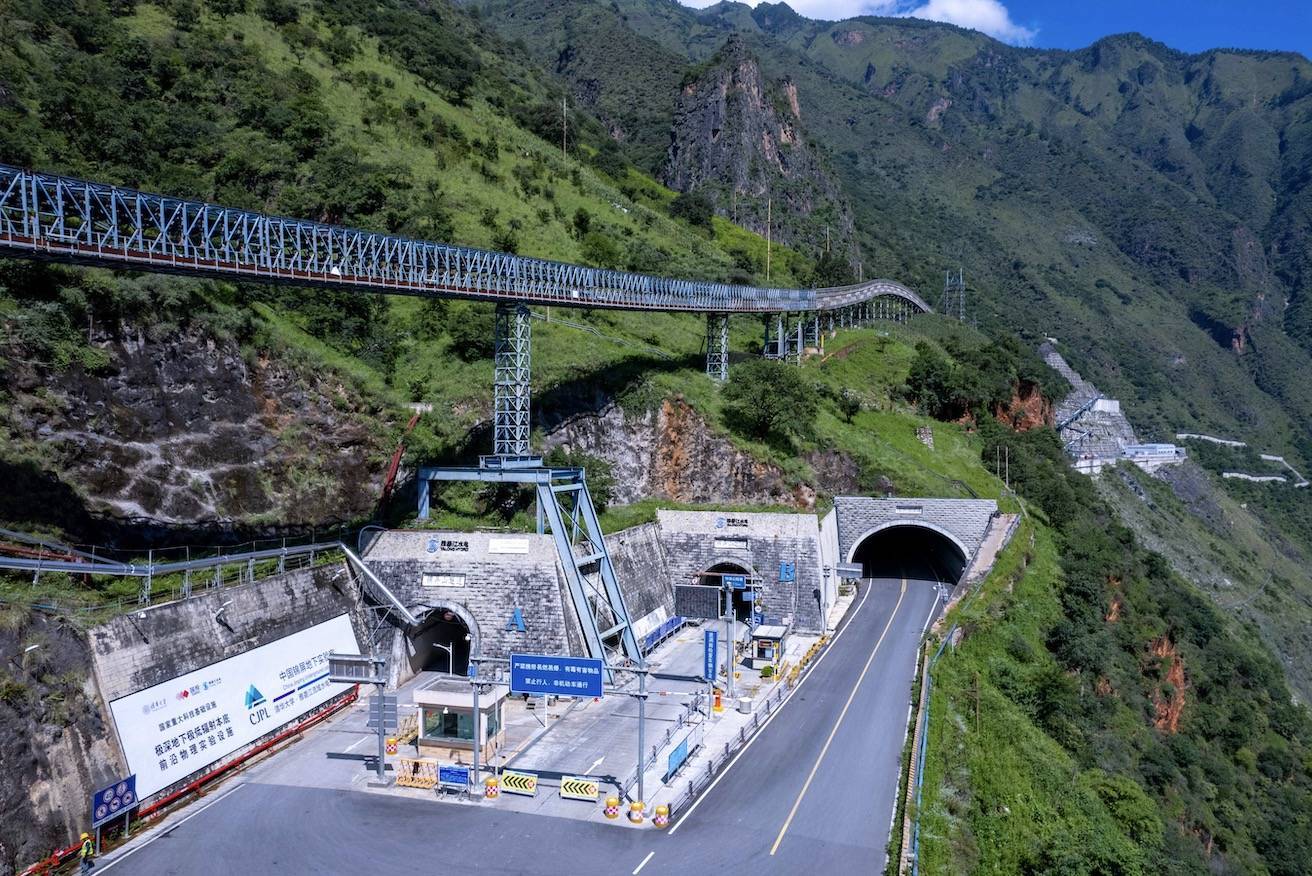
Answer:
[{"xmin": 0, "ymin": 163, "xmax": 933, "ymax": 316}]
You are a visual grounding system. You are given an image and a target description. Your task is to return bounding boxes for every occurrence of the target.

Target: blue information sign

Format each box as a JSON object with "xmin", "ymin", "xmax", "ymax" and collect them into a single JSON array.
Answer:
[
  {"xmin": 703, "ymin": 629, "xmax": 718, "ymax": 681},
  {"xmin": 779, "ymin": 562, "xmax": 796, "ymax": 583},
  {"xmin": 723, "ymin": 574, "xmax": 747, "ymax": 589},
  {"xmin": 91, "ymin": 775, "xmax": 137, "ymax": 828},
  {"xmin": 510, "ymin": 653, "xmax": 604, "ymax": 698},
  {"xmin": 439, "ymin": 765, "xmax": 471, "ymax": 787}
]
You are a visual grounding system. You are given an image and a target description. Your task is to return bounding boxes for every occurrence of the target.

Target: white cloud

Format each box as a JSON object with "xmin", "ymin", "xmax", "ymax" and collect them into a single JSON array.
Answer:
[{"xmin": 678, "ymin": 0, "xmax": 1037, "ymax": 45}]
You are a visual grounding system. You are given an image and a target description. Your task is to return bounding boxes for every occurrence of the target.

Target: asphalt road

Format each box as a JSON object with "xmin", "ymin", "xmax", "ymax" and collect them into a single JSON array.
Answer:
[{"xmin": 101, "ymin": 571, "xmax": 941, "ymax": 876}]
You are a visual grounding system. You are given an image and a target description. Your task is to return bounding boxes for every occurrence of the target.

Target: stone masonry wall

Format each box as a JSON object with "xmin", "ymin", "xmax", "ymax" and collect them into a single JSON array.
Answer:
[
  {"xmin": 656, "ymin": 510, "xmax": 825, "ymax": 633},
  {"xmin": 607, "ymin": 522, "xmax": 676, "ymax": 635},
  {"xmin": 361, "ymin": 530, "xmax": 580, "ymax": 672}
]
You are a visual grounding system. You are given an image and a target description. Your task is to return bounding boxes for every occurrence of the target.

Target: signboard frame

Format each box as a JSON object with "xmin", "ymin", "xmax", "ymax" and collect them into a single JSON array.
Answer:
[
  {"xmin": 509, "ymin": 653, "xmax": 604, "ymax": 698},
  {"xmin": 674, "ymin": 584, "xmax": 721, "ymax": 621},
  {"xmin": 108, "ymin": 613, "xmax": 359, "ymax": 799},
  {"xmin": 91, "ymin": 775, "xmax": 137, "ymax": 829},
  {"xmin": 438, "ymin": 764, "xmax": 471, "ymax": 790}
]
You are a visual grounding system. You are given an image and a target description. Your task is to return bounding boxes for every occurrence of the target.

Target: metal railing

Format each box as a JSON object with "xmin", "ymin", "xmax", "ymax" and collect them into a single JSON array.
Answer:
[{"xmin": 0, "ymin": 163, "xmax": 931, "ymax": 316}]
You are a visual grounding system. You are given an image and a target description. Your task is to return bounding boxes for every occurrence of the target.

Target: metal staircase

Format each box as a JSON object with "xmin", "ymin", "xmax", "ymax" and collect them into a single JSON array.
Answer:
[{"xmin": 417, "ymin": 460, "xmax": 642, "ymax": 669}]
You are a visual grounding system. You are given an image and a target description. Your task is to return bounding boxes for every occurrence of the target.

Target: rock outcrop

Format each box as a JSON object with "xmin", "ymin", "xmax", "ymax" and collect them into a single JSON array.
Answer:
[
  {"xmin": 662, "ymin": 35, "xmax": 854, "ymax": 252},
  {"xmin": 542, "ymin": 396, "xmax": 859, "ymax": 509},
  {"xmin": 1, "ymin": 323, "xmax": 394, "ymax": 534}
]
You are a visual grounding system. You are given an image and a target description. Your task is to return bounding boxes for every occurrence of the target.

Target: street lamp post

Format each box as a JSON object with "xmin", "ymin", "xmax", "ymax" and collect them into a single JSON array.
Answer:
[{"xmin": 434, "ymin": 642, "xmax": 454, "ymax": 676}]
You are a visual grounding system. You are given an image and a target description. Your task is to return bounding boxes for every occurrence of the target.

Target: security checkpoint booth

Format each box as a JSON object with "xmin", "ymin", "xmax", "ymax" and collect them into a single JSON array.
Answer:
[
  {"xmin": 749, "ymin": 624, "xmax": 789, "ymax": 671},
  {"xmin": 413, "ymin": 676, "xmax": 509, "ymax": 763}
]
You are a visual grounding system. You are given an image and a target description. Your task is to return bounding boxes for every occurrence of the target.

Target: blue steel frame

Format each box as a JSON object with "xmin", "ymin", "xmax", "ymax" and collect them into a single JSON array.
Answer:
[{"xmin": 0, "ymin": 164, "xmax": 931, "ymax": 316}]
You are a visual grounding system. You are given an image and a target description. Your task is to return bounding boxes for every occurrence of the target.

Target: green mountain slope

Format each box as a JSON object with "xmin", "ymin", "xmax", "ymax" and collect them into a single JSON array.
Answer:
[
  {"xmin": 475, "ymin": 0, "xmax": 1312, "ymax": 472},
  {"xmin": 0, "ymin": 3, "xmax": 1310, "ymax": 875}
]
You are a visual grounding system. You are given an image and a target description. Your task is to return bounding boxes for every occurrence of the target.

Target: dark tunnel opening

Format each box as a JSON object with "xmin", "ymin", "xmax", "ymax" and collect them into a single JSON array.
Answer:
[
  {"xmin": 697, "ymin": 562, "xmax": 755, "ymax": 622},
  {"xmin": 851, "ymin": 525, "xmax": 967, "ymax": 584},
  {"xmin": 408, "ymin": 607, "xmax": 472, "ymax": 676}
]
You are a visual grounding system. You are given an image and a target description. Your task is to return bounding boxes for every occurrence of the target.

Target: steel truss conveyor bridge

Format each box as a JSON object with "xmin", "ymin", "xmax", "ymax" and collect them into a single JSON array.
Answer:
[{"xmin": 0, "ymin": 162, "xmax": 930, "ymax": 670}]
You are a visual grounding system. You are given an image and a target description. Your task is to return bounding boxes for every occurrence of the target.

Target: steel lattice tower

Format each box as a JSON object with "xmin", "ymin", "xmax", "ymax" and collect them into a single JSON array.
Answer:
[
  {"xmin": 940, "ymin": 268, "xmax": 966, "ymax": 322},
  {"xmin": 706, "ymin": 314, "xmax": 729, "ymax": 381},
  {"xmin": 492, "ymin": 303, "xmax": 532, "ymax": 458}
]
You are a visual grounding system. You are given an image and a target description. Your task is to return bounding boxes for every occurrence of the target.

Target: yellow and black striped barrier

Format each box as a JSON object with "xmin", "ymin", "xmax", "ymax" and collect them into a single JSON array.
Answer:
[
  {"xmin": 500, "ymin": 770, "xmax": 538, "ymax": 797},
  {"xmin": 395, "ymin": 713, "xmax": 418, "ymax": 745},
  {"xmin": 395, "ymin": 758, "xmax": 438, "ymax": 789},
  {"xmin": 559, "ymin": 776, "xmax": 600, "ymax": 802}
]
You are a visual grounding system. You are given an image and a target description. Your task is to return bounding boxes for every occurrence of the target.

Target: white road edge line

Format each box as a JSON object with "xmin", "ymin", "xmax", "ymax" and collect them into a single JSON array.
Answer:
[
  {"xmin": 884, "ymin": 588, "xmax": 944, "ymax": 869},
  {"xmin": 98, "ymin": 783, "xmax": 247, "ymax": 873},
  {"xmin": 632, "ymin": 850, "xmax": 655, "ymax": 875},
  {"xmin": 668, "ymin": 579, "xmax": 876, "ymax": 835}
]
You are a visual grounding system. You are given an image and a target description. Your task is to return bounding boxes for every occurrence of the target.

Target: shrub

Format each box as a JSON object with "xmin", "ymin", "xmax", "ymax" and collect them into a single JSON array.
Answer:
[
  {"xmin": 669, "ymin": 190, "xmax": 714, "ymax": 228},
  {"xmin": 722, "ymin": 358, "xmax": 818, "ymax": 444}
]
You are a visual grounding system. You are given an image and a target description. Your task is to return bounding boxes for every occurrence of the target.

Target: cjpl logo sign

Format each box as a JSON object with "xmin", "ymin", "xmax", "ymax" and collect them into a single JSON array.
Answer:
[{"xmin": 245, "ymin": 684, "xmax": 270, "ymax": 725}]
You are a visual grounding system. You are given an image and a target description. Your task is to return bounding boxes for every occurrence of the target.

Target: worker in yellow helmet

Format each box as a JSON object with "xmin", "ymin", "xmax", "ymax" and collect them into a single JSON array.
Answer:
[{"xmin": 79, "ymin": 832, "xmax": 95, "ymax": 873}]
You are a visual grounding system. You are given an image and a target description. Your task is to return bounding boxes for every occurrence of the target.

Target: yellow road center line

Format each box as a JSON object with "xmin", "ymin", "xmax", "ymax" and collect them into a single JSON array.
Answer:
[{"xmin": 768, "ymin": 577, "xmax": 908, "ymax": 856}]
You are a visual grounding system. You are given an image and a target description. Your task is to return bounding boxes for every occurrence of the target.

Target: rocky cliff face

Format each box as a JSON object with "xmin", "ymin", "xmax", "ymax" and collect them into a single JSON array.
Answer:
[
  {"xmin": 662, "ymin": 36, "xmax": 854, "ymax": 252},
  {"xmin": 542, "ymin": 396, "xmax": 859, "ymax": 508},
  {"xmin": 1, "ymin": 323, "xmax": 394, "ymax": 536},
  {"xmin": 0, "ymin": 608, "xmax": 120, "ymax": 874}
]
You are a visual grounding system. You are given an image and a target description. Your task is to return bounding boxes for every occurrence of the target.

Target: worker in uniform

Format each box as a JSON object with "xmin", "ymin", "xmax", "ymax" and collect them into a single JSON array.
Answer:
[{"xmin": 79, "ymin": 832, "xmax": 95, "ymax": 873}]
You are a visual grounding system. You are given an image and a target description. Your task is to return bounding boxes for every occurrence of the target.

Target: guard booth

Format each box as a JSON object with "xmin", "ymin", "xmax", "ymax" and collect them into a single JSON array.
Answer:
[
  {"xmin": 413, "ymin": 677, "xmax": 509, "ymax": 762},
  {"xmin": 750, "ymin": 625, "xmax": 789, "ymax": 670}
]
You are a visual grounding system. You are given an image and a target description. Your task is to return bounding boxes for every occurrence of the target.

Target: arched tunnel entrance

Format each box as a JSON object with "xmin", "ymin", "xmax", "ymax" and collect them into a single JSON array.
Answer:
[
  {"xmin": 408, "ymin": 607, "xmax": 473, "ymax": 676},
  {"xmin": 850, "ymin": 525, "xmax": 968, "ymax": 585},
  {"xmin": 697, "ymin": 562, "xmax": 756, "ymax": 622}
]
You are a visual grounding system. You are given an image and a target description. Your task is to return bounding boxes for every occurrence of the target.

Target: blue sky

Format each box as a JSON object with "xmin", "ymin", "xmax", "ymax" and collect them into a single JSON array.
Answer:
[{"xmin": 677, "ymin": 1, "xmax": 1311, "ymax": 54}]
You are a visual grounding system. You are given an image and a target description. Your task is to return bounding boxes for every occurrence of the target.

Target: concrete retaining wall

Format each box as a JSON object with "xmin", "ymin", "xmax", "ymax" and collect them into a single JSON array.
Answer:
[
  {"xmin": 90, "ymin": 563, "xmax": 367, "ymax": 703},
  {"xmin": 607, "ymin": 522, "xmax": 676, "ymax": 638}
]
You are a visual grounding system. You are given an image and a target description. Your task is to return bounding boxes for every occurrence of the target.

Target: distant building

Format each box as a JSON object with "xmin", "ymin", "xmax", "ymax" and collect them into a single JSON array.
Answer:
[{"xmin": 1040, "ymin": 342, "xmax": 1185, "ymax": 476}]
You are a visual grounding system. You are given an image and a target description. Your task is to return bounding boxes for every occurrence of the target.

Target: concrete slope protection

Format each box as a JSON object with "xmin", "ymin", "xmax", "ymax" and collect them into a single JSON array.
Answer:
[
  {"xmin": 98, "ymin": 571, "xmax": 940, "ymax": 875},
  {"xmin": 0, "ymin": 163, "xmax": 929, "ymax": 315}
]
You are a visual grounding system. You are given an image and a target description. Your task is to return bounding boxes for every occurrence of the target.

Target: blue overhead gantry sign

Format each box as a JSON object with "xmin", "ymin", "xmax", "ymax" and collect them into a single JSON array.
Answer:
[{"xmin": 510, "ymin": 653, "xmax": 604, "ymax": 698}]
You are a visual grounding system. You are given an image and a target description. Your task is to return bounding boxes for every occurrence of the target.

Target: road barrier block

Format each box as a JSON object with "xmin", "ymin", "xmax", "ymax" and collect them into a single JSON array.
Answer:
[
  {"xmin": 395, "ymin": 758, "xmax": 437, "ymax": 789},
  {"xmin": 560, "ymin": 776, "xmax": 600, "ymax": 802},
  {"xmin": 484, "ymin": 776, "xmax": 500, "ymax": 799},
  {"xmin": 653, "ymin": 804, "xmax": 669, "ymax": 828},
  {"xmin": 500, "ymin": 770, "xmax": 538, "ymax": 797},
  {"xmin": 604, "ymin": 796, "xmax": 620, "ymax": 819},
  {"xmin": 385, "ymin": 737, "xmax": 398, "ymax": 756},
  {"xmin": 628, "ymin": 800, "xmax": 645, "ymax": 824},
  {"xmin": 396, "ymin": 714, "xmax": 418, "ymax": 744}
]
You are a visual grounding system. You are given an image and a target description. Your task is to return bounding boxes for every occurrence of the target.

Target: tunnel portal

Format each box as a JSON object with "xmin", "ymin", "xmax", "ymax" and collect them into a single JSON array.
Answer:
[
  {"xmin": 850, "ymin": 525, "xmax": 968, "ymax": 584},
  {"xmin": 408, "ymin": 607, "xmax": 473, "ymax": 676}
]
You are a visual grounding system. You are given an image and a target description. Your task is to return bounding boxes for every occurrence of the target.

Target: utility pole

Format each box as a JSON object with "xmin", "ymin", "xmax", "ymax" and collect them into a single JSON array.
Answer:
[
  {"xmin": 766, "ymin": 197, "xmax": 772, "ymax": 283},
  {"xmin": 561, "ymin": 95, "xmax": 568, "ymax": 159},
  {"xmin": 637, "ymin": 661, "xmax": 647, "ymax": 806},
  {"xmin": 825, "ymin": 225, "xmax": 830, "ymax": 254}
]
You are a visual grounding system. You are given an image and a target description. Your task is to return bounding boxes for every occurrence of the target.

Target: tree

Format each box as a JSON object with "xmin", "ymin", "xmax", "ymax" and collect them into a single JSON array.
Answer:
[
  {"xmin": 572, "ymin": 207, "xmax": 592, "ymax": 239},
  {"xmin": 581, "ymin": 231, "xmax": 621, "ymax": 269},
  {"xmin": 722, "ymin": 359, "xmax": 818, "ymax": 443},
  {"xmin": 807, "ymin": 250, "xmax": 855, "ymax": 287},
  {"xmin": 669, "ymin": 191, "xmax": 714, "ymax": 228},
  {"xmin": 447, "ymin": 303, "xmax": 495, "ymax": 361},
  {"xmin": 838, "ymin": 389, "xmax": 861, "ymax": 423}
]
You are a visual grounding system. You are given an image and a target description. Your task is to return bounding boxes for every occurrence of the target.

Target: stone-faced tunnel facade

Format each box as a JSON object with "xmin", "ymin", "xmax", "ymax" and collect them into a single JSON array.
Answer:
[{"xmin": 831, "ymin": 496, "xmax": 998, "ymax": 582}]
